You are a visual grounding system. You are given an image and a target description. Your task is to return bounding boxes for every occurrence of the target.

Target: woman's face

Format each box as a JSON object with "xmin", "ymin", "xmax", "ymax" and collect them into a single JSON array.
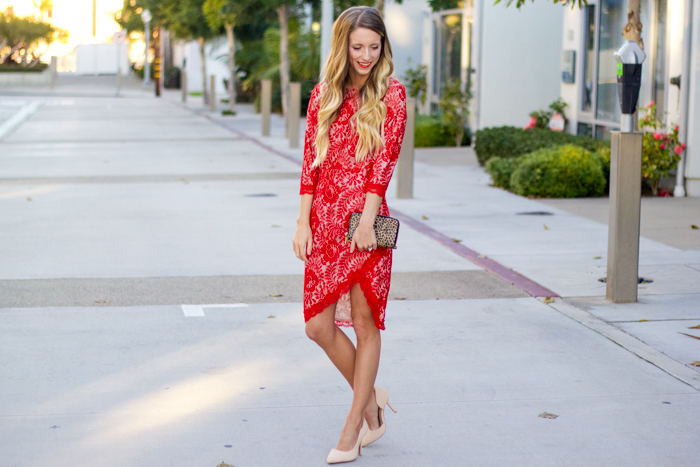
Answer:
[{"xmin": 347, "ymin": 27, "xmax": 382, "ymax": 79}]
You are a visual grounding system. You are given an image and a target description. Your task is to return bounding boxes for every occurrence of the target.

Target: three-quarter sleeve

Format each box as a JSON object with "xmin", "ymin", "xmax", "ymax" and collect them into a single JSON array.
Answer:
[
  {"xmin": 300, "ymin": 84, "xmax": 322, "ymax": 195},
  {"xmin": 364, "ymin": 83, "xmax": 407, "ymax": 197}
]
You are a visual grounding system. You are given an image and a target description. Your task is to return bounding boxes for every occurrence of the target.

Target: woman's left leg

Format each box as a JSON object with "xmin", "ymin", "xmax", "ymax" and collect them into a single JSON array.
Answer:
[{"xmin": 334, "ymin": 282, "xmax": 381, "ymax": 451}]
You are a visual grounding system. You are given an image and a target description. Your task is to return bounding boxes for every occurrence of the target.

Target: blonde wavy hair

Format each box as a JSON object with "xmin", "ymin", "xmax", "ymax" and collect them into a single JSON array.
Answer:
[{"xmin": 312, "ymin": 6, "xmax": 394, "ymax": 168}]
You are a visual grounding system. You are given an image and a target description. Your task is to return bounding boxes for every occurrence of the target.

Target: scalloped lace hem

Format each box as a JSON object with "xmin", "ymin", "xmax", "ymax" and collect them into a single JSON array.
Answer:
[
  {"xmin": 365, "ymin": 183, "xmax": 387, "ymax": 198},
  {"xmin": 303, "ymin": 253, "xmax": 386, "ymax": 331}
]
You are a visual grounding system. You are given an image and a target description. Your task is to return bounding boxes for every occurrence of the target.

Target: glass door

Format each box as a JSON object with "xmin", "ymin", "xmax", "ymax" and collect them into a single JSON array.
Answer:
[{"xmin": 429, "ymin": 7, "xmax": 473, "ymax": 113}]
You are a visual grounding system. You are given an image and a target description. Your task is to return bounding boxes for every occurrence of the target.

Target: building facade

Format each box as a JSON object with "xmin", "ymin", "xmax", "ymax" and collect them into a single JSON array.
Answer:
[{"xmin": 559, "ymin": 0, "xmax": 699, "ymax": 196}]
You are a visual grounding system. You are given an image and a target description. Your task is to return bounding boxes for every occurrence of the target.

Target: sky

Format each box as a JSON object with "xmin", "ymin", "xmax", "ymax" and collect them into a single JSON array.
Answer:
[{"xmin": 1, "ymin": 0, "xmax": 125, "ymax": 59}]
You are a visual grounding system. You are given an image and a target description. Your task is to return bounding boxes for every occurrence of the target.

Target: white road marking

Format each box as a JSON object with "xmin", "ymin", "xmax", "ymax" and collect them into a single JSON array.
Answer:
[
  {"xmin": 0, "ymin": 100, "xmax": 42, "ymax": 142},
  {"xmin": 181, "ymin": 303, "xmax": 248, "ymax": 317}
]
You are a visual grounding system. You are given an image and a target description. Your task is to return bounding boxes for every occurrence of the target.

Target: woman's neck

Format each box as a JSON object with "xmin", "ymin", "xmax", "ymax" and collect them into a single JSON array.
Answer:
[{"xmin": 346, "ymin": 68, "xmax": 369, "ymax": 90}]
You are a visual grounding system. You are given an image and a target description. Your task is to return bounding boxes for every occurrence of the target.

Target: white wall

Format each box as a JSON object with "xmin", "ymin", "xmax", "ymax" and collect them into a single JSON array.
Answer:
[
  {"xmin": 685, "ymin": 0, "xmax": 700, "ymax": 196},
  {"xmin": 384, "ymin": 0, "xmax": 431, "ymax": 82},
  {"xmin": 560, "ymin": 6, "xmax": 581, "ymax": 133},
  {"xmin": 667, "ymin": 0, "xmax": 686, "ymax": 125},
  {"xmin": 173, "ymin": 39, "xmax": 229, "ymax": 94},
  {"xmin": 476, "ymin": 1, "xmax": 564, "ymax": 129},
  {"xmin": 75, "ymin": 44, "xmax": 129, "ymax": 75}
]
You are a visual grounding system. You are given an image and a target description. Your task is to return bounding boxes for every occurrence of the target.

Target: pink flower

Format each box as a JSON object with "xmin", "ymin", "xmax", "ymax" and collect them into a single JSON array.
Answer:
[
  {"xmin": 662, "ymin": 133, "xmax": 668, "ymax": 138},
  {"xmin": 646, "ymin": 101, "xmax": 655, "ymax": 108},
  {"xmin": 644, "ymin": 173, "xmax": 648, "ymax": 178},
  {"xmin": 654, "ymin": 132, "xmax": 662, "ymax": 140},
  {"xmin": 660, "ymin": 144, "xmax": 665, "ymax": 149},
  {"xmin": 644, "ymin": 116, "xmax": 650, "ymax": 122},
  {"xmin": 674, "ymin": 145, "xmax": 683, "ymax": 155},
  {"xmin": 682, "ymin": 143, "xmax": 687, "ymax": 149},
  {"xmin": 675, "ymin": 125, "xmax": 679, "ymax": 131}
]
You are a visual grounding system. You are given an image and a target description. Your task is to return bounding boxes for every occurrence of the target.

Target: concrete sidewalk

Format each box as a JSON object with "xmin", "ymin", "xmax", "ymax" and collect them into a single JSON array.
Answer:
[
  {"xmin": 1, "ymin": 82, "xmax": 699, "ymax": 467},
  {"xmin": 203, "ymin": 91, "xmax": 700, "ymax": 382}
]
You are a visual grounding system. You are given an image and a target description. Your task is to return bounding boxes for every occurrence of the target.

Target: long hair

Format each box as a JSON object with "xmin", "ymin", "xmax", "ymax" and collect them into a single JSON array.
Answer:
[{"xmin": 312, "ymin": 6, "xmax": 394, "ymax": 168}]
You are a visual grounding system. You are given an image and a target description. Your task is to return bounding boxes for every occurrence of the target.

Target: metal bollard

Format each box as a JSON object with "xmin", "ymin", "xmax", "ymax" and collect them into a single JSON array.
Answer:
[
  {"xmin": 261, "ymin": 79, "xmax": 271, "ymax": 137},
  {"xmin": 397, "ymin": 97, "xmax": 416, "ymax": 199},
  {"xmin": 210, "ymin": 75, "xmax": 216, "ymax": 112},
  {"xmin": 181, "ymin": 71, "xmax": 187, "ymax": 103},
  {"xmin": 288, "ymin": 82, "xmax": 301, "ymax": 149},
  {"xmin": 50, "ymin": 56, "xmax": 57, "ymax": 90},
  {"xmin": 606, "ymin": 131, "xmax": 643, "ymax": 302}
]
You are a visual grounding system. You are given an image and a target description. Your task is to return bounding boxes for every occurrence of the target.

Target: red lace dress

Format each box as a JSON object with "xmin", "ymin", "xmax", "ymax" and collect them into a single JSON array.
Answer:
[{"xmin": 300, "ymin": 77, "xmax": 407, "ymax": 330}]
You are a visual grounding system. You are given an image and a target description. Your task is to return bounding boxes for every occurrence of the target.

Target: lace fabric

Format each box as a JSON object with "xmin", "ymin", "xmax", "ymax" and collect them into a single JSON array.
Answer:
[{"xmin": 300, "ymin": 78, "xmax": 407, "ymax": 329}]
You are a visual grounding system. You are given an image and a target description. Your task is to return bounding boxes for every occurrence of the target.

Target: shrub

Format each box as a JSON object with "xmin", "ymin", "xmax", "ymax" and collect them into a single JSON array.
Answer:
[
  {"xmin": 439, "ymin": 78, "xmax": 472, "ymax": 147},
  {"xmin": 0, "ymin": 63, "xmax": 48, "ymax": 73},
  {"xmin": 485, "ymin": 157, "xmax": 517, "ymax": 190},
  {"xmin": 592, "ymin": 146, "xmax": 611, "ymax": 193},
  {"xmin": 164, "ymin": 66, "xmax": 181, "ymax": 89},
  {"xmin": 510, "ymin": 145, "xmax": 606, "ymax": 198},
  {"xmin": 638, "ymin": 102, "xmax": 684, "ymax": 195},
  {"xmin": 403, "ymin": 64, "xmax": 427, "ymax": 106},
  {"xmin": 415, "ymin": 115, "xmax": 470, "ymax": 147},
  {"xmin": 474, "ymin": 126, "xmax": 607, "ymax": 166}
]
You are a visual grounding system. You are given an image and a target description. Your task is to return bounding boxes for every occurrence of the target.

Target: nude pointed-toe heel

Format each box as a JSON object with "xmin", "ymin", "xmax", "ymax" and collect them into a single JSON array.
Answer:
[
  {"xmin": 361, "ymin": 386, "xmax": 397, "ymax": 447},
  {"xmin": 327, "ymin": 420, "xmax": 369, "ymax": 464}
]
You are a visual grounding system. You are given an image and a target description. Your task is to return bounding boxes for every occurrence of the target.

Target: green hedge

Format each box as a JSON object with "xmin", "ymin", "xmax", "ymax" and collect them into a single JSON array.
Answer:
[
  {"xmin": 415, "ymin": 115, "xmax": 471, "ymax": 147},
  {"xmin": 0, "ymin": 63, "xmax": 48, "ymax": 73},
  {"xmin": 474, "ymin": 126, "xmax": 607, "ymax": 166},
  {"xmin": 507, "ymin": 145, "xmax": 606, "ymax": 198},
  {"xmin": 484, "ymin": 157, "xmax": 517, "ymax": 190}
]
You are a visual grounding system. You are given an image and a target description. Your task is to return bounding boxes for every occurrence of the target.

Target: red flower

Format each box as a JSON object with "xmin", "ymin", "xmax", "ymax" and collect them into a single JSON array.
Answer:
[
  {"xmin": 660, "ymin": 144, "xmax": 665, "ymax": 149},
  {"xmin": 674, "ymin": 145, "xmax": 683, "ymax": 155},
  {"xmin": 675, "ymin": 125, "xmax": 679, "ymax": 131},
  {"xmin": 654, "ymin": 132, "xmax": 662, "ymax": 140}
]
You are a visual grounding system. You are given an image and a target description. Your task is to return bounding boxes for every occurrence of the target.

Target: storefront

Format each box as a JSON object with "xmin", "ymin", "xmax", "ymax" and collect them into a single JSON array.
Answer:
[
  {"xmin": 422, "ymin": 0, "xmax": 564, "ymax": 130},
  {"xmin": 560, "ymin": 0, "xmax": 699, "ymax": 196}
]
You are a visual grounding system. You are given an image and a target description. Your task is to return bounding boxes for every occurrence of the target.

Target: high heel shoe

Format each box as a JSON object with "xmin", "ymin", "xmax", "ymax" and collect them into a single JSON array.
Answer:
[
  {"xmin": 361, "ymin": 386, "xmax": 397, "ymax": 447},
  {"xmin": 326, "ymin": 419, "xmax": 369, "ymax": 464}
]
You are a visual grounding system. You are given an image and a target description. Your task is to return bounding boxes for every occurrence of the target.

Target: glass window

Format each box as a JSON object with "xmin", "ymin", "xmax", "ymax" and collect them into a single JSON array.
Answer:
[
  {"xmin": 577, "ymin": 122, "xmax": 594, "ymax": 138},
  {"xmin": 440, "ymin": 14, "xmax": 463, "ymax": 93},
  {"xmin": 653, "ymin": 0, "xmax": 667, "ymax": 121},
  {"xmin": 595, "ymin": 124, "xmax": 619, "ymax": 141},
  {"xmin": 596, "ymin": 0, "xmax": 627, "ymax": 122},
  {"xmin": 582, "ymin": 5, "xmax": 596, "ymax": 112},
  {"xmin": 596, "ymin": 0, "xmax": 650, "ymax": 123},
  {"xmin": 433, "ymin": 20, "xmax": 440, "ymax": 95}
]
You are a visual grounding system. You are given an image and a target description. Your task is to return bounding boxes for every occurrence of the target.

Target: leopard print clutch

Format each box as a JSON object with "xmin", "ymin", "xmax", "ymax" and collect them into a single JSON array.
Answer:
[{"xmin": 346, "ymin": 212, "xmax": 400, "ymax": 249}]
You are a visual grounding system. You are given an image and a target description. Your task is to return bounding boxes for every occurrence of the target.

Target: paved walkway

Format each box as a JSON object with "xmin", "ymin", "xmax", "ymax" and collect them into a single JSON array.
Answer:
[{"xmin": 1, "ymin": 79, "xmax": 699, "ymax": 467}]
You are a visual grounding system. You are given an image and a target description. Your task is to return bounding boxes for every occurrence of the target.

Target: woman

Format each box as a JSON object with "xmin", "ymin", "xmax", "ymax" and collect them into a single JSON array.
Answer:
[{"xmin": 292, "ymin": 6, "xmax": 407, "ymax": 464}]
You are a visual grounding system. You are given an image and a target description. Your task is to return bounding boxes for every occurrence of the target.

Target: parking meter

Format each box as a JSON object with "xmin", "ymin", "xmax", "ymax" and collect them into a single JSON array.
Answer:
[
  {"xmin": 607, "ymin": 40, "xmax": 646, "ymax": 303},
  {"xmin": 614, "ymin": 41, "xmax": 646, "ymax": 132}
]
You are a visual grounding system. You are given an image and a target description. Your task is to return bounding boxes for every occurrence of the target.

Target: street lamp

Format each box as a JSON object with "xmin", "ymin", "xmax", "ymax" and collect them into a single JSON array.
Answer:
[{"xmin": 142, "ymin": 9, "xmax": 152, "ymax": 85}]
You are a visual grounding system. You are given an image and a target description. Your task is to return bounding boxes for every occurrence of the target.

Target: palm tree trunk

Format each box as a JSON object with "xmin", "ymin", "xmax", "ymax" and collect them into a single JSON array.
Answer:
[
  {"xmin": 225, "ymin": 24, "xmax": 236, "ymax": 113},
  {"xmin": 1, "ymin": 43, "xmax": 22, "ymax": 63},
  {"xmin": 198, "ymin": 37, "xmax": 209, "ymax": 106},
  {"xmin": 277, "ymin": 4, "xmax": 290, "ymax": 132},
  {"xmin": 623, "ymin": 0, "xmax": 644, "ymax": 49}
]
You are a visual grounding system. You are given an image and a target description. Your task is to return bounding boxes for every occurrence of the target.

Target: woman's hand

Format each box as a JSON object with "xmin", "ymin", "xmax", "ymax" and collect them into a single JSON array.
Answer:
[
  {"xmin": 350, "ymin": 219, "xmax": 377, "ymax": 253},
  {"xmin": 293, "ymin": 223, "xmax": 313, "ymax": 262}
]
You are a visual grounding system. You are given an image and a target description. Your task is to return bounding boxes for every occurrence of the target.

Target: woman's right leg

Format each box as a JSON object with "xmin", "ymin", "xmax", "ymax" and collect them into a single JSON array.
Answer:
[
  {"xmin": 306, "ymin": 301, "xmax": 383, "ymax": 434},
  {"xmin": 305, "ymin": 303, "xmax": 357, "ymax": 387}
]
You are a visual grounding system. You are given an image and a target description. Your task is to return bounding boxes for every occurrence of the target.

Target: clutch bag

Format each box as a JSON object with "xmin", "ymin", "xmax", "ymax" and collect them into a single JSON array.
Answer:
[{"xmin": 346, "ymin": 212, "xmax": 400, "ymax": 249}]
